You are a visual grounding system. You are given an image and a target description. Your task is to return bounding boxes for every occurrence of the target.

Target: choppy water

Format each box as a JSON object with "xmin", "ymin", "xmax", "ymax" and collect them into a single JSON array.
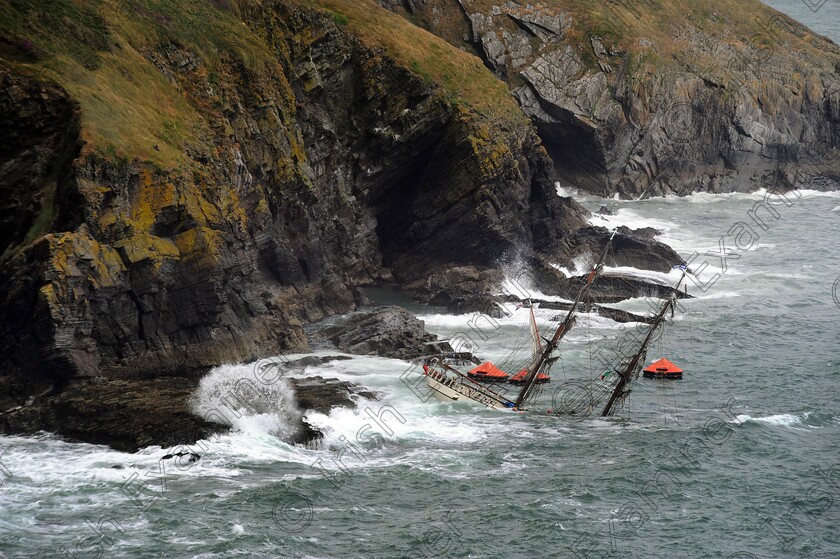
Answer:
[
  {"xmin": 762, "ymin": 0, "xmax": 840, "ymax": 43},
  {"xmin": 1, "ymin": 186, "xmax": 838, "ymax": 559}
]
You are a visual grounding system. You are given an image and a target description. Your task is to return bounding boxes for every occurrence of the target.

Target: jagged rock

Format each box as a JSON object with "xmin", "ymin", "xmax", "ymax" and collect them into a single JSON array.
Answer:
[
  {"xmin": 290, "ymin": 376, "xmax": 376, "ymax": 415},
  {"xmin": 591, "ymin": 305, "xmax": 656, "ymax": 325},
  {"xmin": 284, "ymin": 355, "xmax": 354, "ymax": 369},
  {"xmin": 161, "ymin": 451, "xmax": 201, "ymax": 463},
  {"xmin": 558, "ymin": 226, "xmax": 683, "ymax": 273},
  {"xmin": 315, "ymin": 306, "xmax": 438, "ymax": 360},
  {"xmin": 389, "ymin": 0, "xmax": 840, "ymax": 197},
  {"xmin": 409, "ymin": 265, "xmax": 505, "ymax": 307}
]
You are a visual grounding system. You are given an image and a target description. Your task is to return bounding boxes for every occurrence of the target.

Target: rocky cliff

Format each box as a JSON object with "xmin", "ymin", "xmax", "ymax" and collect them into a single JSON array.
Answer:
[
  {"xmin": 4, "ymin": 0, "xmax": 807, "ymax": 450},
  {"xmin": 382, "ymin": 0, "xmax": 840, "ymax": 197},
  {"xmin": 0, "ymin": 0, "xmax": 606, "ymax": 447}
]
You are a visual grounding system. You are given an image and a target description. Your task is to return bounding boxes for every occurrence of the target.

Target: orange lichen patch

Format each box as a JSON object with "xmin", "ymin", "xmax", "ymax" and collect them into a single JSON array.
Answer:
[
  {"xmin": 173, "ymin": 226, "xmax": 226, "ymax": 267},
  {"xmin": 46, "ymin": 231, "xmax": 127, "ymax": 289},
  {"xmin": 113, "ymin": 234, "xmax": 180, "ymax": 265},
  {"xmin": 127, "ymin": 171, "xmax": 180, "ymax": 231}
]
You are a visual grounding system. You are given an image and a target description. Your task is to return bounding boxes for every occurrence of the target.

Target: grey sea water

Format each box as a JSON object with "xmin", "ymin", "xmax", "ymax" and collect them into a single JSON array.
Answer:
[
  {"xmin": 762, "ymin": 0, "xmax": 840, "ymax": 42},
  {"xmin": 1, "ymin": 3, "xmax": 839, "ymax": 558},
  {"xmin": 1, "ymin": 186, "xmax": 837, "ymax": 559}
]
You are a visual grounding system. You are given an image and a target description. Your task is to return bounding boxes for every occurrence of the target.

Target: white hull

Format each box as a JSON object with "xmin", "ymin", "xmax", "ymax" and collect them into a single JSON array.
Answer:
[{"xmin": 425, "ymin": 372, "xmax": 511, "ymax": 410}]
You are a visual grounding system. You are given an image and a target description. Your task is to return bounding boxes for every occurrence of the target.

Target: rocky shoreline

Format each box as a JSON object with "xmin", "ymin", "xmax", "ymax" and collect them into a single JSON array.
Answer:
[
  {"xmin": 0, "ymin": 277, "xmax": 674, "ymax": 452},
  {"xmin": 381, "ymin": 0, "xmax": 840, "ymax": 197}
]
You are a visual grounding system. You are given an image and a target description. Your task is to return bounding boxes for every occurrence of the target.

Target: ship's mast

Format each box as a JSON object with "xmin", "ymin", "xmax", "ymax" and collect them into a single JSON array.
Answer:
[
  {"xmin": 513, "ymin": 231, "xmax": 616, "ymax": 409},
  {"xmin": 600, "ymin": 272, "xmax": 687, "ymax": 416}
]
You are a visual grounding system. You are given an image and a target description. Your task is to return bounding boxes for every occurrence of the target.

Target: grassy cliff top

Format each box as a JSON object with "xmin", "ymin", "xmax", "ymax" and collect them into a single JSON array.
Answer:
[
  {"xmin": 301, "ymin": 0, "xmax": 525, "ymax": 125},
  {"xmin": 0, "ymin": 0, "xmax": 528, "ymax": 167},
  {"xmin": 0, "ymin": 0, "xmax": 280, "ymax": 166},
  {"xmin": 467, "ymin": 0, "xmax": 839, "ymax": 66}
]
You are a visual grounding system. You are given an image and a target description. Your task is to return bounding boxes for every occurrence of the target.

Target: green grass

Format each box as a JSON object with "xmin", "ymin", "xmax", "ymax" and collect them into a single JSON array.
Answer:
[
  {"xmin": 0, "ymin": 0, "xmax": 532, "ymax": 165},
  {"xmin": 325, "ymin": 9, "xmax": 349, "ymax": 26},
  {"xmin": 306, "ymin": 0, "xmax": 526, "ymax": 127},
  {"xmin": 0, "ymin": 0, "xmax": 273, "ymax": 166}
]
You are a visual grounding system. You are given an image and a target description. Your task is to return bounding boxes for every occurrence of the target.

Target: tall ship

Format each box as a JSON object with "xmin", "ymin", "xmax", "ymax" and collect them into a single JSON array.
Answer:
[{"xmin": 421, "ymin": 231, "xmax": 688, "ymax": 417}]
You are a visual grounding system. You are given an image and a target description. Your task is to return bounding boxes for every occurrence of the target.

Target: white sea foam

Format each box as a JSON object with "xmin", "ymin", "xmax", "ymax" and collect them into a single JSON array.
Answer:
[
  {"xmin": 601, "ymin": 265, "xmax": 684, "ymax": 286},
  {"xmin": 734, "ymin": 412, "xmax": 812, "ymax": 428},
  {"xmin": 588, "ymin": 208, "xmax": 676, "ymax": 233},
  {"xmin": 498, "ymin": 277, "xmax": 574, "ymax": 304},
  {"xmin": 551, "ymin": 263, "xmax": 573, "ymax": 278},
  {"xmin": 555, "ymin": 183, "xmax": 583, "ymax": 198},
  {"xmin": 797, "ymin": 189, "xmax": 840, "ymax": 199},
  {"xmin": 192, "ymin": 363, "xmax": 304, "ymax": 442},
  {"xmin": 550, "ymin": 254, "xmax": 591, "ymax": 278},
  {"xmin": 692, "ymin": 291, "xmax": 741, "ymax": 300}
]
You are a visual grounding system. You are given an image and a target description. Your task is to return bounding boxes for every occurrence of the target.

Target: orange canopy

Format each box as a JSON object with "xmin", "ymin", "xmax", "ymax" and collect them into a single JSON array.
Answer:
[
  {"xmin": 643, "ymin": 358, "xmax": 683, "ymax": 374},
  {"xmin": 469, "ymin": 361, "xmax": 508, "ymax": 378},
  {"xmin": 509, "ymin": 368, "xmax": 550, "ymax": 381}
]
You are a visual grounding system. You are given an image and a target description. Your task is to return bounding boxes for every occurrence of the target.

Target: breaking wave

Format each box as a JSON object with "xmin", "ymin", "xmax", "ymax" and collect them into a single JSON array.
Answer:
[{"xmin": 191, "ymin": 363, "xmax": 304, "ymax": 441}]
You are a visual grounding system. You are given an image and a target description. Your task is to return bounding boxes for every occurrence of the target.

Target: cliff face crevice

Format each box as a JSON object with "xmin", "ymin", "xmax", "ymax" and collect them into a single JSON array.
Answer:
[
  {"xmin": 0, "ymin": 66, "xmax": 82, "ymax": 259},
  {"xmin": 383, "ymin": 0, "xmax": 840, "ymax": 197}
]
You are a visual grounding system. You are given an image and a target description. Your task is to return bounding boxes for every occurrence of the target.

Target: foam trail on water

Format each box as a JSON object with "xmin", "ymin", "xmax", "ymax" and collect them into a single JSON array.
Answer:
[
  {"xmin": 499, "ymin": 276, "xmax": 573, "ymax": 304},
  {"xmin": 601, "ymin": 265, "xmax": 685, "ymax": 285},
  {"xmin": 734, "ymin": 412, "xmax": 813, "ymax": 429}
]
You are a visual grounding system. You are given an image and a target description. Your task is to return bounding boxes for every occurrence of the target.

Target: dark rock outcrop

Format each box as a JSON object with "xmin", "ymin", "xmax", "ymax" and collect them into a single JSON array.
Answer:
[
  {"xmin": 408, "ymin": 265, "xmax": 505, "ymax": 311},
  {"xmin": 0, "ymin": 370, "xmax": 375, "ymax": 452},
  {"xmin": 557, "ymin": 226, "xmax": 684, "ymax": 273},
  {"xmin": 291, "ymin": 376, "xmax": 377, "ymax": 415},
  {"xmin": 0, "ymin": 377, "xmax": 223, "ymax": 453},
  {"xmin": 315, "ymin": 306, "xmax": 438, "ymax": 360}
]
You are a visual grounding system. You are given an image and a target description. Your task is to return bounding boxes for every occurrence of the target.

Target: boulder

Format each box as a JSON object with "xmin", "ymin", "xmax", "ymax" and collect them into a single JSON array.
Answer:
[
  {"xmin": 315, "ymin": 306, "xmax": 438, "ymax": 360},
  {"xmin": 558, "ymin": 226, "xmax": 684, "ymax": 273}
]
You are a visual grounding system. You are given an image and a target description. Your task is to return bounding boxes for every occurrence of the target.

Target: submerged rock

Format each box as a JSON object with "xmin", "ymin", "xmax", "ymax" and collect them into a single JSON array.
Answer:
[
  {"xmin": 288, "ymin": 376, "xmax": 378, "ymax": 446},
  {"xmin": 161, "ymin": 451, "xmax": 201, "ymax": 463}
]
